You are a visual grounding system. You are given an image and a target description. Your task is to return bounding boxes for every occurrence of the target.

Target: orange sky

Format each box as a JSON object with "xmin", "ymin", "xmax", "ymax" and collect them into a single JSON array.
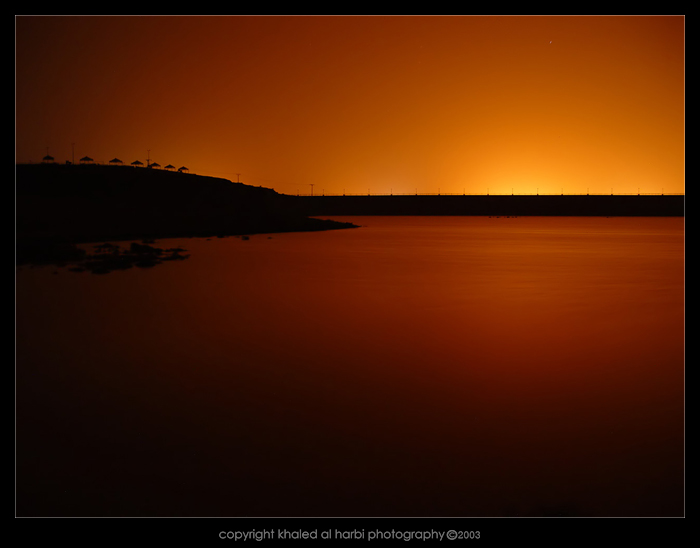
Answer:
[{"xmin": 15, "ymin": 16, "xmax": 684, "ymax": 196}]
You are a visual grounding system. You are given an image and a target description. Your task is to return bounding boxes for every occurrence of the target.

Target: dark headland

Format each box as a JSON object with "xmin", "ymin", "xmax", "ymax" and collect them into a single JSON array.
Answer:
[{"xmin": 15, "ymin": 163, "xmax": 358, "ymax": 266}]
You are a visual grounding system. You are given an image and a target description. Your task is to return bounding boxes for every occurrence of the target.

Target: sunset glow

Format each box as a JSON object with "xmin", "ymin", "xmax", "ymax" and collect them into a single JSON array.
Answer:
[{"xmin": 15, "ymin": 16, "xmax": 684, "ymax": 196}]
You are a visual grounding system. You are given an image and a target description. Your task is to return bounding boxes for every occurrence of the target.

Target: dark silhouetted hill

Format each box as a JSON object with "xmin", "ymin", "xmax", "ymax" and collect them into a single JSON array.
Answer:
[{"xmin": 16, "ymin": 163, "xmax": 356, "ymax": 265}]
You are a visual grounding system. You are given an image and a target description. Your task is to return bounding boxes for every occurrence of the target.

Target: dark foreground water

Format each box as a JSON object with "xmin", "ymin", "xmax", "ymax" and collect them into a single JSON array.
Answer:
[{"xmin": 16, "ymin": 216, "xmax": 684, "ymax": 517}]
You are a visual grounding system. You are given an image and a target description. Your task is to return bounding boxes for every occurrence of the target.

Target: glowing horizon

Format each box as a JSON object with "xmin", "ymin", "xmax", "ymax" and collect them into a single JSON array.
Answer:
[{"xmin": 15, "ymin": 16, "xmax": 684, "ymax": 197}]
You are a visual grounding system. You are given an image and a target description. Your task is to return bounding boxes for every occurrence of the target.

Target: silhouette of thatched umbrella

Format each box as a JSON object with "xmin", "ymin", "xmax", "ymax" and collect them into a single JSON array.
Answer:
[
  {"xmin": 149, "ymin": 162, "xmax": 161, "ymax": 169},
  {"xmin": 79, "ymin": 156, "xmax": 94, "ymax": 164},
  {"xmin": 42, "ymin": 155, "xmax": 54, "ymax": 163},
  {"xmin": 109, "ymin": 158, "xmax": 123, "ymax": 165},
  {"xmin": 131, "ymin": 160, "xmax": 144, "ymax": 167},
  {"xmin": 177, "ymin": 166, "xmax": 189, "ymax": 173},
  {"xmin": 164, "ymin": 164, "xmax": 175, "ymax": 171}
]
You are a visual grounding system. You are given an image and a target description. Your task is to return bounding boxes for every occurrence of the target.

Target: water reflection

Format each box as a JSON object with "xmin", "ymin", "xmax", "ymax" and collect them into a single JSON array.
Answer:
[
  {"xmin": 15, "ymin": 216, "xmax": 684, "ymax": 516},
  {"xmin": 17, "ymin": 240, "xmax": 190, "ymax": 274}
]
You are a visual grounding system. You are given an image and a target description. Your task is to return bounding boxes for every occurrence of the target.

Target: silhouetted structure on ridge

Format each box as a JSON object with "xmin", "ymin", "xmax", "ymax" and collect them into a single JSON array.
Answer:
[{"xmin": 31, "ymin": 147, "xmax": 191, "ymax": 172}]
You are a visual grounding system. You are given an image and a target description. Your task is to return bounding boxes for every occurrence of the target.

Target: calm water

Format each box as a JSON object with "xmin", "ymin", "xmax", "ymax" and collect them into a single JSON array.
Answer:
[{"xmin": 16, "ymin": 216, "xmax": 684, "ymax": 517}]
